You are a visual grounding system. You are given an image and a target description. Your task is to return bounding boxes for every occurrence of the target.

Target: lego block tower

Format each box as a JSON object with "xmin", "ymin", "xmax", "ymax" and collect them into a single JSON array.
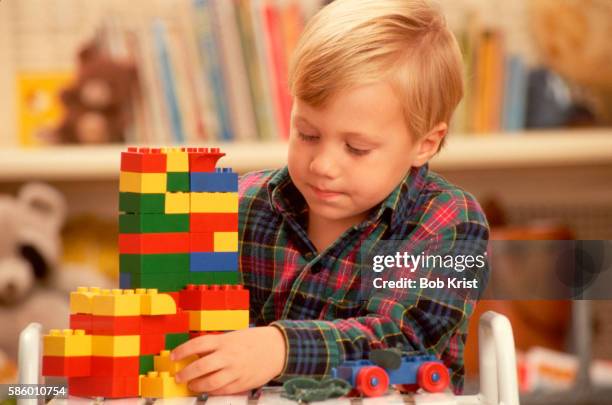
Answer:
[{"xmin": 42, "ymin": 147, "xmax": 249, "ymax": 398}]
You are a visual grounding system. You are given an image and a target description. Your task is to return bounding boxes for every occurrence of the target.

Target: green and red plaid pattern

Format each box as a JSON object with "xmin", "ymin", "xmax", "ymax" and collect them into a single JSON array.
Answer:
[{"xmin": 238, "ymin": 164, "xmax": 489, "ymax": 393}]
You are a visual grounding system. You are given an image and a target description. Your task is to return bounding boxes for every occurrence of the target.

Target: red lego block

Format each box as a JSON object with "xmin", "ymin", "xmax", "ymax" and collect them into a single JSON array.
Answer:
[
  {"xmin": 189, "ymin": 331, "xmax": 224, "ymax": 339},
  {"xmin": 118, "ymin": 233, "xmax": 190, "ymax": 254},
  {"xmin": 179, "ymin": 284, "xmax": 249, "ymax": 310},
  {"xmin": 166, "ymin": 292, "xmax": 180, "ymax": 306},
  {"xmin": 190, "ymin": 213, "xmax": 238, "ymax": 232},
  {"xmin": 187, "ymin": 147, "xmax": 225, "ymax": 172},
  {"xmin": 121, "ymin": 147, "xmax": 167, "ymax": 173},
  {"xmin": 91, "ymin": 356, "xmax": 139, "ymax": 377},
  {"xmin": 190, "ymin": 232, "xmax": 214, "ymax": 252},
  {"xmin": 43, "ymin": 356, "xmax": 91, "ymax": 377},
  {"xmin": 69, "ymin": 313, "xmax": 92, "ymax": 333},
  {"xmin": 165, "ymin": 309, "xmax": 190, "ymax": 334},
  {"xmin": 141, "ymin": 334, "xmax": 165, "ymax": 355},
  {"xmin": 92, "ymin": 315, "xmax": 142, "ymax": 335},
  {"xmin": 141, "ymin": 315, "xmax": 167, "ymax": 335},
  {"xmin": 69, "ymin": 375, "xmax": 140, "ymax": 398}
]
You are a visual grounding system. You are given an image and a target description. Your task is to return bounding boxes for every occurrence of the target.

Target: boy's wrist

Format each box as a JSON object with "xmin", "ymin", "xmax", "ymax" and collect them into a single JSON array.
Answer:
[{"xmin": 265, "ymin": 325, "xmax": 288, "ymax": 379}]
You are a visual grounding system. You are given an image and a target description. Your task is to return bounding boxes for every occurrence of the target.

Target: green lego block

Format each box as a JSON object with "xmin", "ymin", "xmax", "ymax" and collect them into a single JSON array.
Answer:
[
  {"xmin": 165, "ymin": 333, "xmax": 190, "ymax": 350},
  {"xmin": 184, "ymin": 271, "xmax": 241, "ymax": 285},
  {"xmin": 134, "ymin": 273, "xmax": 182, "ymax": 292},
  {"xmin": 167, "ymin": 172, "xmax": 190, "ymax": 192},
  {"xmin": 119, "ymin": 214, "xmax": 189, "ymax": 233},
  {"xmin": 140, "ymin": 354, "xmax": 155, "ymax": 374},
  {"xmin": 119, "ymin": 192, "xmax": 165, "ymax": 213},
  {"xmin": 120, "ymin": 254, "xmax": 190, "ymax": 274}
]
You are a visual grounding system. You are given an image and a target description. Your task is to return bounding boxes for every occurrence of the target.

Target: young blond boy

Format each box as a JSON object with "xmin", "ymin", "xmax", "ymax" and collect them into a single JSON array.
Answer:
[{"xmin": 171, "ymin": 0, "xmax": 488, "ymax": 395}]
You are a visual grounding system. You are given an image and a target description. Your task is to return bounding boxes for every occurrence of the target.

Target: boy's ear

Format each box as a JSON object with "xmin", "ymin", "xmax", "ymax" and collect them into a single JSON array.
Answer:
[{"xmin": 412, "ymin": 123, "xmax": 447, "ymax": 167}]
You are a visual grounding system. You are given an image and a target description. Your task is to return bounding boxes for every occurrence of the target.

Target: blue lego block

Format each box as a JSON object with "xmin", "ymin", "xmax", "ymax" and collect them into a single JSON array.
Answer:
[
  {"xmin": 119, "ymin": 272, "xmax": 132, "ymax": 289},
  {"xmin": 190, "ymin": 168, "xmax": 238, "ymax": 192},
  {"xmin": 190, "ymin": 252, "xmax": 238, "ymax": 272}
]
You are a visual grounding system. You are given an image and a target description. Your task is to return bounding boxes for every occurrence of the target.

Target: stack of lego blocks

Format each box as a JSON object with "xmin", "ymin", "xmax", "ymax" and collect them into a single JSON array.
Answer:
[
  {"xmin": 41, "ymin": 147, "xmax": 250, "ymax": 398},
  {"xmin": 118, "ymin": 147, "xmax": 240, "ymax": 290}
]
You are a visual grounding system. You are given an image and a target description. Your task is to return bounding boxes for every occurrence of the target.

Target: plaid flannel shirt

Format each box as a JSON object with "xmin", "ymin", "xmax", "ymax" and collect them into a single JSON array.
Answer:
[{"xmin": 238, "ymin": 164, "xmax": 489, "ymax": 393}]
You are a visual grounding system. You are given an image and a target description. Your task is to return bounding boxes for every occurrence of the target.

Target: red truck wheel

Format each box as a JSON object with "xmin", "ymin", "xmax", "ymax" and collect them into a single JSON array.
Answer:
[
  {"xmin": 356, "ymin": 366, "xmax": 389, "ymax": 397},
  {"xmin": 417, "ymin": 362, "xmax": 450, "ymax": 393}
]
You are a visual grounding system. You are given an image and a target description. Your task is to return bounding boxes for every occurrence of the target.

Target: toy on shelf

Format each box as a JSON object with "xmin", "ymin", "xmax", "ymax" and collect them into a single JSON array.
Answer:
[{"xmin": 41, "ymin": 147, "xmax": 249, "ymax": 399}]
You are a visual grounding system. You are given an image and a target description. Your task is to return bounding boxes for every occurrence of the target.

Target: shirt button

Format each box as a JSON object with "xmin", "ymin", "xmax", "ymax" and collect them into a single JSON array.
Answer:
[{"xmin": 305, "ymin": 252, "xmax": 315, "ymax": 261}]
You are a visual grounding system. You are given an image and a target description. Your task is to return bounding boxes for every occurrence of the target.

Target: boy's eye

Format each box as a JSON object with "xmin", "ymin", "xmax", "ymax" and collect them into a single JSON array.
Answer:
[
  {"xmin": 298, "ymin": 132, "xmax": 319, "ymax": 142},
  {"xmin": 346, "ymin": 144, "xmax": 370, "ymax": 156}
]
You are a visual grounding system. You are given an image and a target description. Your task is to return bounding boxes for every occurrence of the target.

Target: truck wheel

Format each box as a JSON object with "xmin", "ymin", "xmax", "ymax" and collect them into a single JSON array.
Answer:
[
  {"xmin": 356, "ymin": 366, "xmax": 389, "ymax": 397},
  {"xmin": 417, "ymin": 362, "xmax": 450, "ymax": 393}
]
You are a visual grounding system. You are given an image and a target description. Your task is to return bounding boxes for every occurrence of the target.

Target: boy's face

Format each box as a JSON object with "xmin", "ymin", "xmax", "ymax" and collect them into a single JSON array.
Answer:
[{"xmin": 288, "ymin": 82, "xmax": 442, "ymax": 224}]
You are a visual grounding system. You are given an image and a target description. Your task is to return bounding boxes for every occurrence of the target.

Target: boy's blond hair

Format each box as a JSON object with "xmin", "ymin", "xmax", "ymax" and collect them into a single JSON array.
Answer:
[{"xmin": 289, "ymin": 0, "xmax": 464, "ymax": 147}]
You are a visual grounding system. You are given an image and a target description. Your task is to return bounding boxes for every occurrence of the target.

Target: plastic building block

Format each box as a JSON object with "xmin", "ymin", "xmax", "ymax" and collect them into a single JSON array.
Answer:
[
  {"xmin": 164, "ymin": 310, "xmax": 190, "ymax": 334},
  {"xmin": 140, "ymin": 354, "xmax": 155, "ymax": 374},
  {"xmin": 164, "ymin": 333, "xmax": 190, "ymax": 350},
  {"xmin": 140, "ymin": 371, "xmax": 194, "ymax": 398},
  {"xmin": 167, "ymin": 172, "xmax": 190, "ymax": 192},
  {"xmin": 188, "ymin": 310, "xmax": 249, "ymax": 331},
  {"xmin": 92, "ymin": 335, "xmax": 140, "ymax": 357},
  {"xmin": 43, "ymin": 329, "xmax": 92, "ymax": 357},
  {"xmin": 166, "ymin": 292, "xmax": 180, "ymax": 305},
  {"xmin": 119, "ymin": 233, "xmax": 190, "ymax": 254},
  {"xmin": 131, "ymin": 273, "xmax": 184, "ymax": 292},
  {"xmin": 120, "ymin": 272, "xmax": 132, "ymax": 289},
  {"xmin": 163, "ymin": 148, "xmax": 189, "ymax": 172},
  {"xmin": 154, "ymin": 350, "xmax": 198, "ymax": 376},
  {"xmin": 165, "ymin": 192, "xmax": 190, "ymax": 214},
  {"xmin": 119, "ymin": 213, "xmax": 190, "ymax": 233},
  {"xmin": 189, "ymin": 331, "xmax": 224, "ymax": 339},
  {"xmin": 190, "ymin": 252, "xmax": 238, "ymax": 272},
  {"xmin": 69, "ymin": 313, "xmax": 92, "ymax": 332},
  {"xmin": 188, "ymin": 147, "xmax": 225, "ymax": 172},
  {"xmin": 185, "ymin": 271, "xmax": 240, "ymax": 286},
  {"xmin": 91, "ymin": 315, "xmax": 142, "ymax": 335},
  {"xmin": 190, "ymin": 169, "xmax": 238, "ymax": 192},
  {"xmin": 190, "ymin": 232, "xmax": 214, "ymax": 252},
  {"xmin": 190, "ymin": 192, "xmax": 238, "ymax": 213},
  {"xmin": 190, "ymin": 213, "xmax": 238, "ymax": 232},
  {"xmin": 179, "ymin": 284, "xmax": 249, "ymax": 310},
  {"xmin": 213, "ymin": 231, "xmax": 238, "ymax": 252},
  {"xmin": 70, "ymin": 287, "xmax": 101, "ymax": 314},
  {"xmin": 141, "ymin": 315, "xmax": 167, "ymax": 335},
  {"xmin": 140, "ymin": 333, "xmax": 165, "ymax": 355},
  {"xmin": 119, "ymin": 192, "xmax": 165, "ymax": 214},
  {"xmin": 42, "ymin": 356, "xmax": 91, "ymax": 377},
  {"xmin": 90, "ymin": 356, "xmax": 139, "ymax": 377},
  {"xmin": 91, "ymin": 289, "xmax": 141, "ymax": 316},
  {"xmin": 69, "ymin": 375, "xmax": 140, "ymax": 398},
  {"xmin": 140, "ymin": 289, "xmax": 177, "ymax": 315},
  {"xmin": 121, "ymin": 147, "xmax": 167, "ymax": 173},
  {"xmin": 120, "ymin": 253, "xmax": 189, "ymax": 274},
  {"xmin": 120, "ymin": 171, "xmax": 167, "ymax": 194}
]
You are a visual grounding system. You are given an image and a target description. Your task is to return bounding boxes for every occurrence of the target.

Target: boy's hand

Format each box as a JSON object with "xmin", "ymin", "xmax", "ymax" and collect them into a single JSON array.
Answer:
[{"xmin": 171, "ymin": 326, "xmax": 287, "ymax": 395}]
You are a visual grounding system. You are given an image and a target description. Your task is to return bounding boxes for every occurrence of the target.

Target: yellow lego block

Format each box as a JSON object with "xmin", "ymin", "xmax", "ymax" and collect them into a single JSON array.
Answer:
[
  {"xmin": 43, "ymin": 329, "xmax": 91, "ymax": 357},
  {"xmin": 163, "ymin": 148, "xmax": 189, "ymax": 172},
  {"xmin": 188, "ymin": 310, "xmax": 249, "ymax": 331},
  {"xmin": 140, "ymin": 289, "xmax": 176, "ymax": 315},
  {"xmin": 92, "ymin": 335, "xmax": 140, "ymax": 357},
  {"xmin": 154, "ymin": 350, "xmax": 198, "ymax": 376},
  {"xmin": 190, "ymin": 192, "xmax": 238, "ymax": 213},
  {"xmin": 69, "ymin": 286, "xmax": 101, "ymax": 314},
  {"xmin": 120, "ymin": 171, "xmax": 167, "ymax": 194},
  {"xmin": 92, "ymin": 289, "xmax": 141, "ymax": 316},
  {"xmin": 165, "ymin": 192, "xmax": 190, "ymax": 214},
  {"xmin": 213, "ymin": 232, "xmax": 238, "ymax": 252},
  {"xmin": 140, "ymin": 371, "xmax": 194, "ymax": 398}
]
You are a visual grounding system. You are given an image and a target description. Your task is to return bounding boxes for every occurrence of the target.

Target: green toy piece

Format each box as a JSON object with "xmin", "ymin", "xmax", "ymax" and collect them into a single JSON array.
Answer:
[
  {"xmin": 282, "ymin": 377, "xmax": 352, "ymax": 403},
  {"xmin": 369, "ymin": 347, "xmax": 403, "ymax": 370}
]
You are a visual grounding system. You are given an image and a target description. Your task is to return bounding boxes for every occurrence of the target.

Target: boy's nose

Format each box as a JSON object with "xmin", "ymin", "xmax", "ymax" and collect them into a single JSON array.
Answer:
[{"xmin": 309, "ymin": 151, "xmax": 340, "ymax": 179}]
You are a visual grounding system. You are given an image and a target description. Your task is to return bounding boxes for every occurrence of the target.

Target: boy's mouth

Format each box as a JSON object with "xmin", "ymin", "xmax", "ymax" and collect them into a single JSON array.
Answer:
[{"xmin": 309, "ymin": 184, "xmax": 343, "ymax": 199}]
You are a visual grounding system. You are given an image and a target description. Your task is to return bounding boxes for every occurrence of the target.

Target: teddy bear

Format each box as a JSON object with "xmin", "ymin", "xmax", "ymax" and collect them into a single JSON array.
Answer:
[
  {"xmin": 53, "ymin": 40, "xmax": 139, "ymax": 144},
  {"xmin": 0, "ymin": 183, "xmax": 112, "ymax": 362}
]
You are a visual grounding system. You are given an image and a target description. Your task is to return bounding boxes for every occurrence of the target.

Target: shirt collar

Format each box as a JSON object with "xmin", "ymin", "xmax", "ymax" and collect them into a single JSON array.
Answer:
[{"xmin": 267, "ymin": 164, "xmax": 429, "ymax": 230}]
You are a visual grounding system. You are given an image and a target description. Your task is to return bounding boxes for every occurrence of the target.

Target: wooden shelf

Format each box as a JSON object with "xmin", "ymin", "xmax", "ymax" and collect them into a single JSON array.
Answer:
[{"xmin": 0, "ymin": 129, "xmax": 610, "ymax": 181}]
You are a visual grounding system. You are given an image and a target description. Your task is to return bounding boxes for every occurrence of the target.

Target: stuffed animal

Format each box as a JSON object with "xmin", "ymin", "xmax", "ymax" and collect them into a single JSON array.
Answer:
[
  {"xmin": 54, "ymin": 41, "xmax": 139, "ymax": 144},
  {"xmin": 0, "ymin": 183, "xmax": 112, "ymax": 361}
]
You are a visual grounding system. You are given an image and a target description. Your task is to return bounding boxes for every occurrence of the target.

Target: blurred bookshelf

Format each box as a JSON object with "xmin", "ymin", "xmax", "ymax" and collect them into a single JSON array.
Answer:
[{"xmin": 0, "ymin": 129, "xmax": 610, "ymax": 181}]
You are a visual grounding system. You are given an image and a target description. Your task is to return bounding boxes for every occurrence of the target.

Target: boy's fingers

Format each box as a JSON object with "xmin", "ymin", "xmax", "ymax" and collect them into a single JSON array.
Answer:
[
  {"xmin": 171, "ymin": 335, "xmax": 218, "ymax": 361},
  {"xmin": 187, "ymin": 369, "xmax": 238, "ymax": 394},
  {"xmin": 176, "ymin": 352, "xmax": 226, "ymax": 384}
]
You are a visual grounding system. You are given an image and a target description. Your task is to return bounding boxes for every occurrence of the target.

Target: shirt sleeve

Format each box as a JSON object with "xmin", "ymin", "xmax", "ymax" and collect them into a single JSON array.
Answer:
[{"xmin": 270, "ymin": 190, "xmax": 489, "ymax": 394}]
